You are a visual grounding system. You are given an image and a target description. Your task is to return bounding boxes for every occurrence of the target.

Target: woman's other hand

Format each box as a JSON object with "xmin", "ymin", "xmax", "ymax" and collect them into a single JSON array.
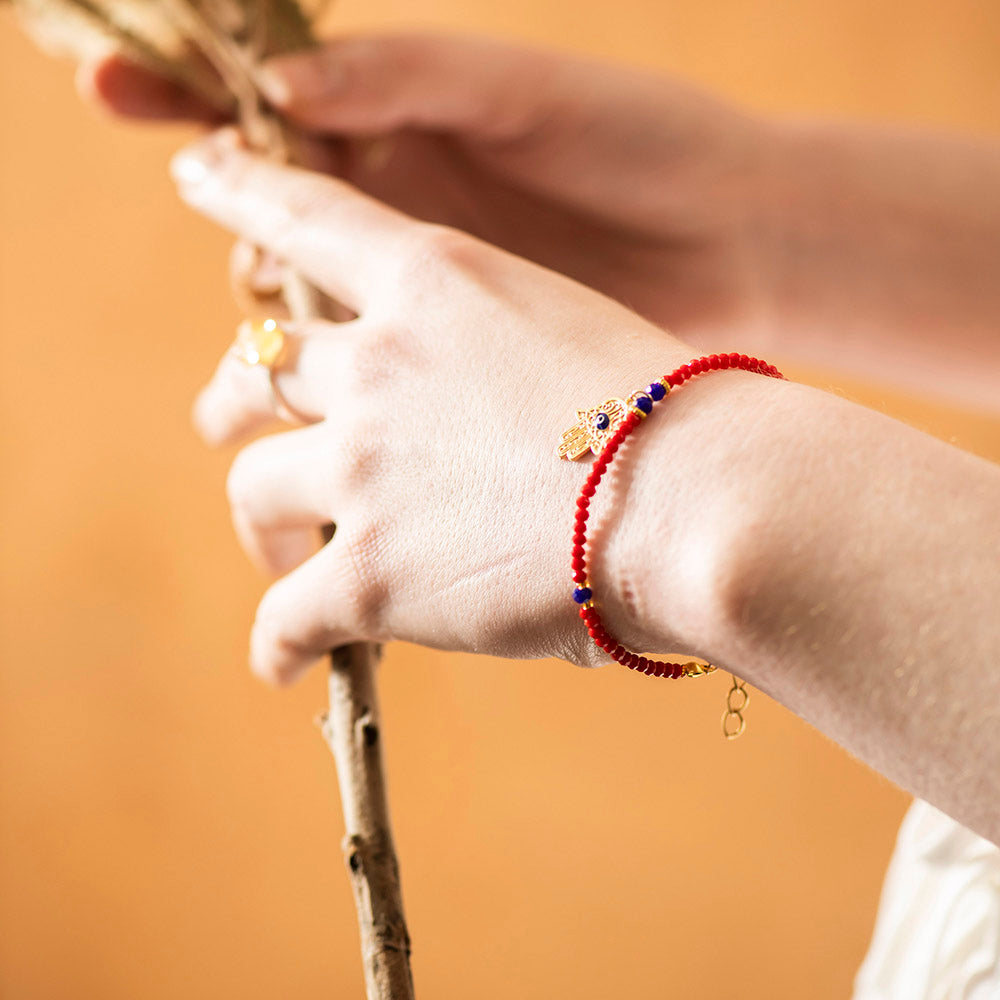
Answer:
[{"xmin": 83, "ymin": 34, "xmax": 774, "ymax": 342}]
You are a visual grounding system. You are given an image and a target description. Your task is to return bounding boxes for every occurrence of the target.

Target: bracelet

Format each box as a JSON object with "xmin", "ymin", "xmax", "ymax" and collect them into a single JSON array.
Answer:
[{"xmin": 559, "ymin": 353, "xmax": 785, "ymax": 733}]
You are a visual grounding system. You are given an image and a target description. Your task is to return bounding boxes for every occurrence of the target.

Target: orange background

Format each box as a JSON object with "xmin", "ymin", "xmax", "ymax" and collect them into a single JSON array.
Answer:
[{"xmin": 2, "ymin": 2, "xmax": 998, "ymax": 998}]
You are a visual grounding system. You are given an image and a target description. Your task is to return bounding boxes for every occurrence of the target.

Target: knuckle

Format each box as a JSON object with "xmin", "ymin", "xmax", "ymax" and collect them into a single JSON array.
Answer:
[
  {"xmin": 395, "ymin": 224, "xmax": 483, "ymax": 284},
  {"xmin": 347, "ymin": 322, "xmax": 426, "ymax": 392},
  {"xmin": 265, "ymin": 176, "xmax": 334, "ymax": 259},
  {"xmin": 338, "ymin": 435, "xmax": 382, "ymax": 491},
  {"xmin": 279, "ymin": 174, "xmax": 332, "ymax": 225},
  {"xmin": 336, "ymin": 523, "xmax": 392, "ymax": 640}
]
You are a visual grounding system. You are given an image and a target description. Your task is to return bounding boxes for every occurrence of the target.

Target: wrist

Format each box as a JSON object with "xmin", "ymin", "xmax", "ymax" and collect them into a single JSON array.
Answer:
[{"xmin": 583, "ymin": 361, "xmax": 791, "ymax": 664}]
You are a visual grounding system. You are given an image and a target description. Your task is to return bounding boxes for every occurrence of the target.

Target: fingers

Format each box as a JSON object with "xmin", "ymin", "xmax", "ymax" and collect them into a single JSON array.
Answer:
[
  {"xmin": 226, "ymin": 426, "xmax": 332, "ymax": 577},
  {"xmin": 258, "ymin": 34, "xmax": 554, "ymax": 141},
  {"xmin": 229, "ymin": 241, "xmax": 289, "ymax": 317},
  {"xmin": 77, "ymin": 55, "xmax": 226, "ymax": 122},
  {"xmin": 194, "ymin": 319, "xmax": 343, "ymax": 446},
  {"xmin": 171, "ymin": 131, "xmax": 418, "ymax": 311},
  {"xmin": 250, "ymin": 544, "xmax": 357, "ymax": 685}
]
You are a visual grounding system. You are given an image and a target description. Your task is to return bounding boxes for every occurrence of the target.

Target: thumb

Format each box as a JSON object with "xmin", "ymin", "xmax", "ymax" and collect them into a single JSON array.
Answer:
[{"xmin": 259, "ymin": 33, "xmax": 558, "ymax": 142}]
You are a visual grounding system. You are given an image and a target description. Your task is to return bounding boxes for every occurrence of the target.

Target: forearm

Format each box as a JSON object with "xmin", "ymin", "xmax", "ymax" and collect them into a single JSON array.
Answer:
[
  {"xmin": 610, "ymin": 372, "xmax": 1000, "ymax": 841},
  {"xmin": 756, "ymin": 121, "xmax": 1000, "ymax": 411}
]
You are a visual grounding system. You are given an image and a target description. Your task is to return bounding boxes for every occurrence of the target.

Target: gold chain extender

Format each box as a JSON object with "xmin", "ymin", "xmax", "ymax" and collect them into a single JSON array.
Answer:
[{"xmin": 722, "ymin": 675, "xmax": 750, "ymax": 740}]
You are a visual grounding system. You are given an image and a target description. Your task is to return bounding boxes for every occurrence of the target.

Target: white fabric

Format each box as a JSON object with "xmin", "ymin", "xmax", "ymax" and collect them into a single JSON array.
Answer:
[{"xmin": 853, "ymin": 800, "xmax": 1000, "ymax": 999}]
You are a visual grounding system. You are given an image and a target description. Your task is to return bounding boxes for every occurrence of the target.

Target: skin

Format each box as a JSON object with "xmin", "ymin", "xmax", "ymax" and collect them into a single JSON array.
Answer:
[
  {"xmin": 80, "ymin": 37, "xmax": 1000, "ymax": 840},
  {"xmin": 83, "ymin": 34, "xmax": 1000, "ymax": 410}
]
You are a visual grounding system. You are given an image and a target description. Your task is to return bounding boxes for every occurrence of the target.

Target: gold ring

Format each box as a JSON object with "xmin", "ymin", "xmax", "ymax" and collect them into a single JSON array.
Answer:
[{"xmin": 230, "ymin": 318, "xmax": 305, "ymax": 424}]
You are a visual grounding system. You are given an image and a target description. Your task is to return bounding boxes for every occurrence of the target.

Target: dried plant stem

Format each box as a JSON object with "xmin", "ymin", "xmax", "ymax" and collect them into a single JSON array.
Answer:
[
  {"xmin": 321, "ymin": 645, "xmax": 415, "ymax": 1000},
  {"xmin": 159, "ymin": 4, "xmax": 415, "ymax": 995},
  {"xmin": 9, "ymin": 2, "xmax": 414, "ymax": 994},
  {"xmin": 273, "ymin": 107, "xmax": 418, "ymax": 1000}
]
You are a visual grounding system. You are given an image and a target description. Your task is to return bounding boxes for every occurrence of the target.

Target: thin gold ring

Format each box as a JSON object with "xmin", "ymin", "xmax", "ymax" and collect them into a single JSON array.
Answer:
[{"xmin": 230, "ymin": 318, "xmax": 307, "ymax": 424}]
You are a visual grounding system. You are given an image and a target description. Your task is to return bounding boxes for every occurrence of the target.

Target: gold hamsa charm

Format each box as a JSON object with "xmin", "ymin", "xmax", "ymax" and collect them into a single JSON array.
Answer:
[{"xmin": 557, "ymin": 398, "xmax": 628, "ymax": 461}]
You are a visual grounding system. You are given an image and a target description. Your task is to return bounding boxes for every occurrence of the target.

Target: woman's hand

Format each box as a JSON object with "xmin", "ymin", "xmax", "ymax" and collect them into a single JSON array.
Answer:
[
  {"xmin": 175, "ymin": 131, "xmax": 719, "ymax": 684},
  {"xmin": 173, "ymin": 132, "xmax": 1000, "ymax": 846},
  {"xmin": 88, "ymin": 34, "xmax": 1000, "ymax": 409},
  {"xmin": 85, "ymin": 34, "xmax": 774, "ymax": 342}
]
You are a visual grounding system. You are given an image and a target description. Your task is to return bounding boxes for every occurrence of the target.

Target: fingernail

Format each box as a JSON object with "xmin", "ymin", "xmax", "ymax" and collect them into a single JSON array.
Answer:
[
  {"xmin": 257, "ymin": 65, "xmax": 293, "ymax": 106},
  {"xmin": 171, "ymin": 149, "xmax": 211, "ymax": 187},
  {"xmin": 170, "ymin": 129, "xmax": 240, "ymax": 188},
  {"xmin": 260, "ymin": 53, "xmax": 346, "ymax": 105}
]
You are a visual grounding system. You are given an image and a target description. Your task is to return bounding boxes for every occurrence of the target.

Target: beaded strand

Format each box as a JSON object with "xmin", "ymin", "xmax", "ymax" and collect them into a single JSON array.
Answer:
[{"xmin": 571, "ymin": 353, "xmax": 785, "ymax": 677}]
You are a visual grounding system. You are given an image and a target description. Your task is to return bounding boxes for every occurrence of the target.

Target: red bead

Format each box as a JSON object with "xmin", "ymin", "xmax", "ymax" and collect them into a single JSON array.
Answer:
[
  {"xmin": 719, "ymin": 354, "xmax": 730, "ymax": 369},
  {"xmin": 652, "ymin": 662, "xmax": 666, "ymax": 677},
  {"xmin": 728, "ymin": 352, "xmax": 740, "ymax": 366},
  {"xmin": 573, "ymin": 570, "xmax": 587, "ymax": 583},
  {"xmin": 707, "ymin": 354, "xmax": 720, "ymax": 369},
  {"xmin": 636, "ymin": 656, "xmax": 648, "ymax": 671},
  {"xmin": 739, "ymin": 354, "xmax": 750, "ymax": 368},
  {"xmin": 679, "ymin": 365, "xmax": 692, "ymax": 380},
  {"xmin": 581, "ymin": 483, "xmax": 595, "ymax": 497},
  {"xmin": 691, "ymin": 358, "xmax": 704, "ymax": 374},
  {"xmin": 611, "ymin": 645, "xmax": 625, "ymax": 661},
  {"xmin": 571, "ymin": 544, "xmax": 584, "ymax": 559},
  {"xmin": 572, "ymin": 531, "xmax": 586, "ymax": 545},
  {"xmin": 576, "ymin": 497, "xmax": 589, "ymax": 510},
  {"xmin": 670, "ymin": 664, "xmax": 683, "ymax": 679}
]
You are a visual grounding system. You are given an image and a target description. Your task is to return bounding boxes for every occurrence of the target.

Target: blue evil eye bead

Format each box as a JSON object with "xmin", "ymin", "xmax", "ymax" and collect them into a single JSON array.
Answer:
[
  {"xmin": 573, "ymin": 587, "xmax": 593, "ymax": 604},
  {"xmin": 593, "ymin": 412, "xmax": 611, "ymax": 431},
  {"xmin": 648, "ymin": 382, "xmax": 667, "ymax": 401},
  {"xmin": 634, "ymin": 394, "xmax": 653, "ymax": 414}
]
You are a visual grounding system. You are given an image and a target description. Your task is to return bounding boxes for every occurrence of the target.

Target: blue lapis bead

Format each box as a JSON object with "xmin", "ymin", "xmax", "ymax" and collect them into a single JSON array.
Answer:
[
  {"xmin": 593, "ymin": 412, "xmax": 610, "ymax": 431},
  {"xmin": 634, "ymin": 395, "xmax": 653, "ymax": 414},
  {"xmin": 648, "ymin": 382, "xmax": 666, "ymax": 401},
  {"xmin": 573, "ymin": 587, "xmax": 593, "ymax": 604}
]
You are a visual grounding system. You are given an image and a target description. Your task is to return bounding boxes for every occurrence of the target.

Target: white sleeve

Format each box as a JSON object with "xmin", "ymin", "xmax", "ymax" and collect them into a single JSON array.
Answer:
[{"xmin": 852, "ymin": 799, "xmax": 1000, "ymax": 1000}]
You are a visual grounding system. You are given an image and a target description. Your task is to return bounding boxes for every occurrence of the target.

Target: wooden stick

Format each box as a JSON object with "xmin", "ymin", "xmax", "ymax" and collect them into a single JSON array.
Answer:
[
  {"xmin": 156, "ymin": 5, "xmax": 418, "ymax": 995},
  {"xmin": 320, "ymin": 644, "xmax": 415, "ymax": 1000},
  {"xmin": 9, "ymin": 4, "xmax": 417, "ymax": 994}
]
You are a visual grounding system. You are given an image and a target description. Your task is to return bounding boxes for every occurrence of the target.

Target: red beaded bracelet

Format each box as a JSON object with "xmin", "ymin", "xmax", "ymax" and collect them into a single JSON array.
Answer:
[{"xmin": 560, "ymin": 353, "xmax": 785, "ymax": 680}]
